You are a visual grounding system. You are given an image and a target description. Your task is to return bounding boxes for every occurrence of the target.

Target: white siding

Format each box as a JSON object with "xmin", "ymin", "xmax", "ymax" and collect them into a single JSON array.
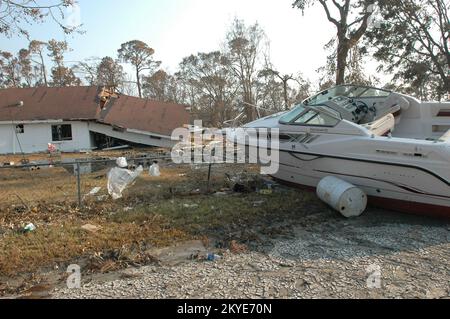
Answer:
[{"xmin": 0, "ymin": 121, "xmax": 93, "ymax": 154}]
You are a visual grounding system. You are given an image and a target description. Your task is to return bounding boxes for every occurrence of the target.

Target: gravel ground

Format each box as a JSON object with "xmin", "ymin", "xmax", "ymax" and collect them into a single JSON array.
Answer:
[{"xmin": 52, "ymin": 209, "xmax": 450, "ymax": 299}]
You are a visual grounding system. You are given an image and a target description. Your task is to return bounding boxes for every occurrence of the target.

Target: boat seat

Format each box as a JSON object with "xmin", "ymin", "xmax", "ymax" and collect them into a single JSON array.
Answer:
[
  {"xmin": 363, "ymin": 114, "xmax": 395, "ymax": 136},
  {"xmin": 373, "ymin": 95, "xmax": 410, "ymax": 121},
  {"xmin": 438, "ymin": 130, "xmax": 450, "ymax": 143}
]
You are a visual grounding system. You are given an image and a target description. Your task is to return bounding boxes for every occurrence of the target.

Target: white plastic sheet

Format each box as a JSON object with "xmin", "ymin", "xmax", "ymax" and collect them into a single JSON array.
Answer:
[{"xmin": 107, "ymin": 166, "xmax": 143, "ymax": 200}]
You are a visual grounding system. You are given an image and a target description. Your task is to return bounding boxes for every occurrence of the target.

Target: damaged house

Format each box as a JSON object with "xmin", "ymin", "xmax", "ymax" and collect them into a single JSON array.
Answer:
[{"xmin": 0, "ymin": 86, "xmax": 191, "ymax": 154}]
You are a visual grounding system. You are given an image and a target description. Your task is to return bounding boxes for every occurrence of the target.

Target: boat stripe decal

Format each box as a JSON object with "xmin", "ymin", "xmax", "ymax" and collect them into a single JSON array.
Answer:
[
  {"xmin": 288, "ymin": 152, "xmax": 321, "ymax": 162},
  {"xmin": 314, "ymin": 169, "xmax": 450, "ymax": 199},
  {"xmin": 244, "ymin": 144, "xmax": 450, "ymax": 187},
  {"xmin": 279, "ymin": 150, "xmax": 450, "ymax": 187}
]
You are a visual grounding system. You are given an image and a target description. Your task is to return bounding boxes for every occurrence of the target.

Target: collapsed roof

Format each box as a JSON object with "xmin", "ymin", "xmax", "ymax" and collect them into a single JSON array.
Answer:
[{"xmin": 0, "ymin": 86, "xmax": 190, "ymax": 136}]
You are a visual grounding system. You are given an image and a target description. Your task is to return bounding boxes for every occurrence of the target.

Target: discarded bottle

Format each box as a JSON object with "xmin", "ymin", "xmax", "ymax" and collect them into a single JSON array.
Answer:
[
  {"xmin": 23, "ymin": 223, "xmax": 36, "ymax": 233},
  {"xmin": 206, "ymin": 253, "xmax": 222, "ymax": 261}
]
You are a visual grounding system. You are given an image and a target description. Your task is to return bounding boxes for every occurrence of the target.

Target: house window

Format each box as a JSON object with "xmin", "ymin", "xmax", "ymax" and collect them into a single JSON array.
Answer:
[
  {"xmin": 15, "ymin": 124, "xmax": 24, "ymax": 134},
  {"xmin": 52, "ymin": 124, "xmax": 73, "ymax": 141}
]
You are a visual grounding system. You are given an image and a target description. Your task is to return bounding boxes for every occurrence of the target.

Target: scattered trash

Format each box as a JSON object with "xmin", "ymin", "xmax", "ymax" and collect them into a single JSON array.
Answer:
[
  {"xmin": 229, "ymin": 240, "xmax": 248, "ymax": 254},
  {"xmin": 149, "ymin": 161, "xmax": 161, "ymax": 177},
  {"xmin": 258, "ymin": 180, "xmax": 276, "ymax": 195},
  {"xmin": 252, "ymin": 200, "xmax": 265, "ymax": 207},
  {"xmin": 206, "ymin": 253, "xmax": 222, "ymax": 262},
  {"xmin": 123, "ymin": 206, "xmax": 134, "ymax": 212},
  {"xmin": 178, "ymin": 173, "xmax": 187, "ymax": 177},
  {"xmin": 183, "ymin": 204, "xmax": 199, "ymax": 209},
  {"xmin": 96, "ymin": 195, "xmax": 109, "ymax": 202},
  {"xmin": 231, "ymin": 183, "xmax": 246, "ymax": 193},
  {"xmin": 23, "ymin": 223, "xmax": 36, "ymax": 233},
  {"xmin": 107, "ymin": 160, "xmax": 144, "ymax": 200},
  {"xmin": 213, "ymin": 192, "xmax": 228, "ymax": 197},
  {"xmin": 226, "ymin": 172, "xmax": 265, "ymax": 193},
  {"xmin": 81, "ymin": 224, "xmax": 102, "ymax": 233},
  {"xmin": 87, "ymin": 187, "xmax": 102, "ymax": 196},
  {"xmin": 259, "ymin": 188, "xmax": 273, "ymax": 195}
]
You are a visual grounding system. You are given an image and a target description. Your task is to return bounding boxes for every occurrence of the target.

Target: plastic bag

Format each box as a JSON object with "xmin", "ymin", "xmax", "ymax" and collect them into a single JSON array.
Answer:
[
  {"xmin": 149, "ymin": 163, "xmax": 161, "ymax": 177},
  {"xmin": 107, "ymin": 166, "xmax": 143, "ymax": 200}
]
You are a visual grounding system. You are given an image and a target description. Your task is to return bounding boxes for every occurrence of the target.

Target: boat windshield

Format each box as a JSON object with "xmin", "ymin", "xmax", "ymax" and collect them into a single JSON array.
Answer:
[
  {"xmin": 279, "ymin": 105, "xmax": 340, "ymax": 127},
  {"xmin": 304, "ymin": 85, "xmax": 391, "ymax": 106}
]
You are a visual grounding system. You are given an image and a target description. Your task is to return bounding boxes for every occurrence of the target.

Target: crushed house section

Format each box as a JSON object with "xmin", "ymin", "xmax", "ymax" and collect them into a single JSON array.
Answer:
[{"xmin": 0, "ymin": 86, "xmax": 191, "ymax": 154}]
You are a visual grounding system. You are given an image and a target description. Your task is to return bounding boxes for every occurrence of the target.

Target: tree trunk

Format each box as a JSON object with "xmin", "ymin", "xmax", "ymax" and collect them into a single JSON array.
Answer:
[
  {"xmin": 39, "ymin": 51, "xmax": 48, "ymax": 87},
  {"xmin": 283, "ymin": 78, "xmax": 289, "ymax": 110},
  {"xmin": 444, "ymin": 77, "xmax": 450, "ymax": 99},
  {"xmin": 244, "ymin": 90, "xmax": 255, "ymax": 122},
  {"xmin": 336, "ymin": 41, "xmax": 350, "ymax": 85},
  {"xmin": 136, "ymin": 69, "xmax": 142, "ymax": 98}
]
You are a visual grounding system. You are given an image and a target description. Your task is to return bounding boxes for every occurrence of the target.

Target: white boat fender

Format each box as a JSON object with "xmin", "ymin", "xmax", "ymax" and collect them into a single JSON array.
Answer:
[{"xmin": 317, "ymin": 176, "xmax": 368, "ymax": 218}]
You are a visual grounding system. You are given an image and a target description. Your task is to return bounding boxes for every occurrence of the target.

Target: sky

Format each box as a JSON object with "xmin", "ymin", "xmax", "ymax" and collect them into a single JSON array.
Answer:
[{"xmin": 2, "ymin": 0, "xmax": 340, "ymax": 84}]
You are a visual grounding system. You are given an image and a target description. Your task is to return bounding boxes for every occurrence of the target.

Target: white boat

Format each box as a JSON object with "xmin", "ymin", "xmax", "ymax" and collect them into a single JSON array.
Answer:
[{"xmin": 236, "ymin": 85, "xmax": 450, "ymax": 218}]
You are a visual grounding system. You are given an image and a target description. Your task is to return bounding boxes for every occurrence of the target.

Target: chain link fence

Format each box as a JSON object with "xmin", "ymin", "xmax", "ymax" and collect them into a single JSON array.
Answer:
[
  {"xmin": 0, "ymin": 153, "xmax": 253, "ymax": 213},
  {"xmin": 0, "ymin": 155, "xmax": 174, "ymax": 211}
]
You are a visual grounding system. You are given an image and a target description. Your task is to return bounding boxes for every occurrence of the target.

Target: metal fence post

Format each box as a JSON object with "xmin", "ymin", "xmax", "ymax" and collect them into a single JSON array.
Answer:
[
  {"xmin": 76, "ymin": 162, "xmax": 82, "ymax": 208},
  {"xmin": 207, "ymin": 148, "xmax": 216, "ymax": 193}
]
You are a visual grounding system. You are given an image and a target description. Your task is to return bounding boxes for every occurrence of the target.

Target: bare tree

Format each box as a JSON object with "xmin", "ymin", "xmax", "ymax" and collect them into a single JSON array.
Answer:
[
  {"xmin": 118, "ymin": 40, "xmax": 161, "ymax": 98},
  {"xmin": 0, "ymin": 0, "xmax": 82, "ymax": 38},
  {"xmin": 226, "ymin": 18, "xmax": 269, "ymax": 121},
  {"xmin": 259, "ymin": 69, "xmax": 298, "ymax": 110},
  {"xmin": 256, "ymin": 74, "xmax": 285, "ymax": 113},
  {"xmin": 0, "ymin": 51, "xmax": 20, "ymax": 87},
  {"xmin": 366, "ymin": 0, "xmax": 450, "ymax": 100},
  {"xmin": 97, "ymin": 56, "xmax": 125, "ymax": 88},
  {"xmin": 142, "ymin": 69, "xmax": 179, "ymax": 102},
  {"xmin": 293, "ymin": 0, "xmax": 375, "ymax": 85},
  {"xmin": 142, "ymin": 69, "xmax": 170, "ymax": 101},
  {"xmin": 47, "ymin": 39, "xmax": 80, "ymax": 86},
  {"xmin": 317, "ymin": 43, "xmax": 375, "ymax": 87},
  {"xmin": 292, "ymin": 75, "xmax": 313, "ymax": 103},
  {"xmin": 177, "ymin": 52, "xmax": 238, "ymax": 126},
  {"xmin": 29, "ymin": 40, "xmax": 48, "ymax": 86},
  {"xmin": 258, "ymin": 68, "xmax": 312, "ymax": 111},
  {"xmin": 18, "ymin": 48, "xmax": 33, "ymax": 86},
  {"xmin": 74, "ymin": 58, "xmax": 99, "ymax": 85},
  {"xmin": 119, "ymin": 74, "xmax": 139, "ymax": 97}
]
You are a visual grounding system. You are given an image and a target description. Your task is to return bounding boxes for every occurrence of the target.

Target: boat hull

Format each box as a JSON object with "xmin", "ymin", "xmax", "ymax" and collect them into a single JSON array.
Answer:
[{"xmin": 247, "ymin": 145, "xmax": 450, "ymax": 219}]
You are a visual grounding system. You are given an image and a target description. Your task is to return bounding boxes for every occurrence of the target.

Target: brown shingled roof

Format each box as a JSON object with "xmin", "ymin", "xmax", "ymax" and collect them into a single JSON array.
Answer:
[
  {"xmin": 0, "ymin": 86, "xmax": 190, "ymax": 136},
  {"xmin": 0, "ymin": 86, "xmax": 100, "ymax": 121},
  {"xmin": 100, "ymin": 95, "xmax": 190, "ymax": 136}
]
